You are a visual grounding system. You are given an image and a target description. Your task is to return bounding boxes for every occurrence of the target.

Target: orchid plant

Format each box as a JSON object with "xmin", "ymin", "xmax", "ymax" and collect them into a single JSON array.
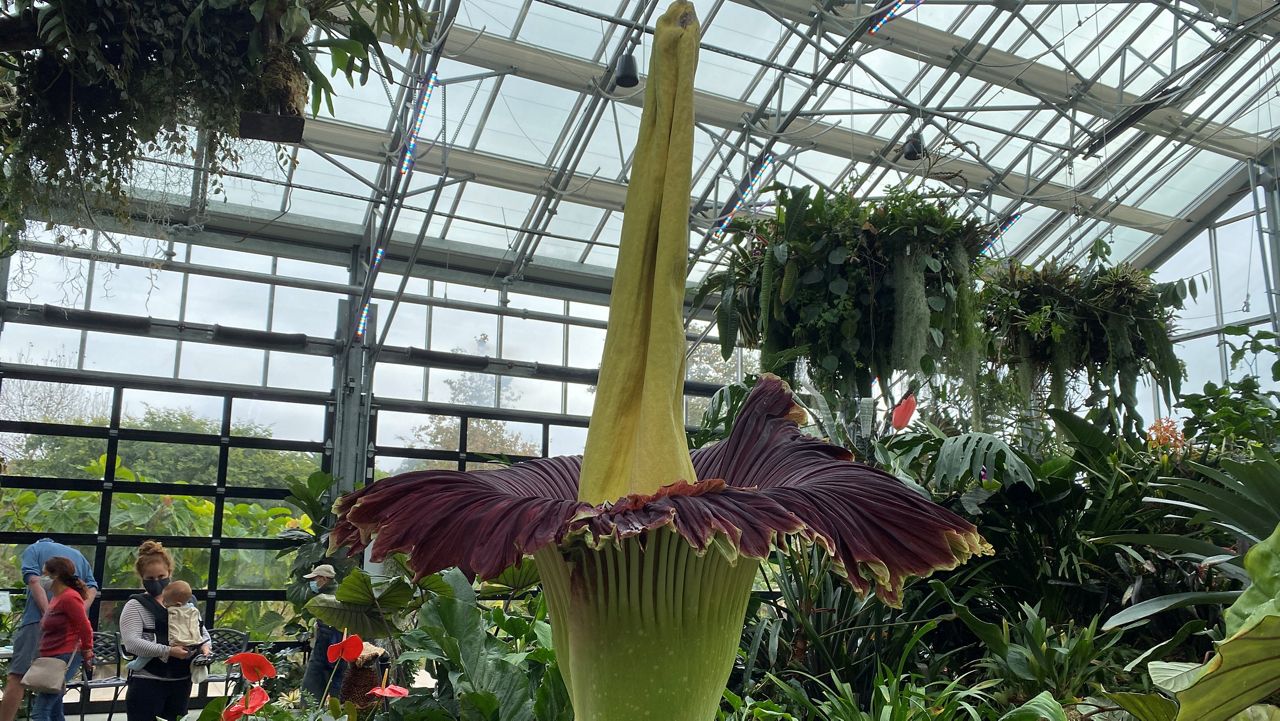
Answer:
[{"xmin": 330, "ymin": 3, "xmax": 990, "ymax": 720}]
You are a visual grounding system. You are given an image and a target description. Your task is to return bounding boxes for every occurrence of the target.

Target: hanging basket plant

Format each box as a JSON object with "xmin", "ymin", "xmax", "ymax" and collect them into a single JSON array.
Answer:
[
  {"xmin": 0, "ymin": 0, "xmax": 433, "ymax": 254},
  {"xmin": 696, "ymin": 185, "xmax": 992, "ymax": 401},
  {"xmin": 980, "ymin": 248, "xmax": 1190, "ymax": 437}
]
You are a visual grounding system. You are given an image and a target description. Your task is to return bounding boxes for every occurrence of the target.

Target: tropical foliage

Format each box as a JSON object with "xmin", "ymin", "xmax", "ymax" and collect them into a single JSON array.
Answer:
[{"xmin": 0, "ymin": 0, "xmax": 434, "ymax": 253}]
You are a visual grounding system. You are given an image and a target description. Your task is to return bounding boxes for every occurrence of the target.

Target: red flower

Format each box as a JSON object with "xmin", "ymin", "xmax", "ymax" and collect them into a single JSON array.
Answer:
[
  {"xmin": 222, "ymin": 686, "xmax": 269, "ymax": 721},
  {"xmin": 327, "ymin": 634, "xmax": 364, "ymax": 664},
  {"xmin": 891, "ymin": 393, "xmax": 917, "ymax": 430},
  {"xmin": 225, "ymin": 652, "xmax": 277, "ymax": 683},
  {"xmin": 368, "ymin": 685, "xmax": 409, "ymax": 698}
]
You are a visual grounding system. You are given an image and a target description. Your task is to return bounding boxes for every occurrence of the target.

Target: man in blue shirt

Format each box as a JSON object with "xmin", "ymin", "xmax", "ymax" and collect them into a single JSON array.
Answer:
[{"xmin": 0, "ymin": 538, "xmax": 98, "ymax": 721}]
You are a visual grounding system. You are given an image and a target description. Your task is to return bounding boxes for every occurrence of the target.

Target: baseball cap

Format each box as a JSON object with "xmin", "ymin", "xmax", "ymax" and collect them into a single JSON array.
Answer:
[{"xmin": 303, "ymin": 564, "xmax": 337, "ymax": 579}]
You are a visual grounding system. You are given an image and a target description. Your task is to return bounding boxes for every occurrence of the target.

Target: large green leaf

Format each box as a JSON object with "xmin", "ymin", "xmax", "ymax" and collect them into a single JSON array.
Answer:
[
  {"xmin": 998, "ymin": 692, "xmax": 1067, "ymax": 721},
  {"xmin": 1233, "ymin": 706, "xmax": 1280, "ymax": 721},
  {"xmin": 304, "ymin": 594, "xmax": 398, "ymax": 639},
  {"xmin": 933, "ymin": 432, "xmax": 1036, "ymax": 491},
  {"xmin": 1174, "ymin": 614, "xmax": 1280, "ymax": 721},
  {"xmin": 1103, "ymin": 591, "xmax": 1242, "ymax": 631},
  {"xmin": 1226, "ymin": 523, "xmax": 1280, "ymax": 636},
  {"xmin": 1124, "ymin": 619, "xmax": 1208, "ymax": 672},
  {"xmin": 1149, "ymin": 662, "xmax": 1204, "ymax": 694},
  {"xmin": 931, "ymin": 580, "xmax": 1007, "ymax": 657},
  {"xmin": 1105, "ymin": 692, "xmax": 1177, "ymax": 721},
  {"xmin": 420, "ymin": 596, "xmax": 535, "ymax": 721}
]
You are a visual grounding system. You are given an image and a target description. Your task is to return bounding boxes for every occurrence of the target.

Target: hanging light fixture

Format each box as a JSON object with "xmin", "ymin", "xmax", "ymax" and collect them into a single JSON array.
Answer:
[
  {"xmin": 615, "ymin": 53, "xmax": 640, "ymax": 88},
  {"xmin": 901, "ymin": 131, "xmax": 924, "ymax": 161}
]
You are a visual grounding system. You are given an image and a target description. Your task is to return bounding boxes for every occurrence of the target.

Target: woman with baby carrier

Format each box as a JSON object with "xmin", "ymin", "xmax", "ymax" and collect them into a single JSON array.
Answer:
[{"xmin": 119, "ymin": 541, "xmax": 212, "ymax": 721}]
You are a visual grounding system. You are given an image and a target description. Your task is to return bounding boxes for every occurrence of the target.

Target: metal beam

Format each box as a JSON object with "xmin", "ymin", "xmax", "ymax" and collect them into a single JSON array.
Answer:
[
  {"xmin": 318, "ymin": 28, "xmax": 1179, "ymax": 234},
  {"xmin": 1189, "ymin": 0, "xmax": 1280, "ymax": 34},
  {"xmin": 750, "ymin": 0, "xmax": 1272, "ymax": 161}
]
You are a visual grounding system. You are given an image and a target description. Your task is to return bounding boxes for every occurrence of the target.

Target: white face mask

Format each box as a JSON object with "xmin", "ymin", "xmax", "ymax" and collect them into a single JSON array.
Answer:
[{"xmin": 38, "ymin": 576, "xmax": 53, "ymax": 592}]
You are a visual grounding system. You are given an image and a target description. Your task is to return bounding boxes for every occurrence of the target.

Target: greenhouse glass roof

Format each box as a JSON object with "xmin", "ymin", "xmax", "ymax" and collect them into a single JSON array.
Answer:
[{"xmin": 122, "ymin": 0, "xmax": 1280, "ymax": 302}]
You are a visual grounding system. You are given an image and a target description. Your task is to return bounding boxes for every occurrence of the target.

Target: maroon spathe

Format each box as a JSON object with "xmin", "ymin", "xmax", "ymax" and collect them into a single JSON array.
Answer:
[{"xmin": 332, "ymin": 376, "xmax": 985, "ymax": 605}]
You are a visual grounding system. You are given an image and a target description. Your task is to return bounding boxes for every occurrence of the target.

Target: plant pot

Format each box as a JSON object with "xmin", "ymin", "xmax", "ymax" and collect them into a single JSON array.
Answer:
[{"xmin": 238, "ymin": 111, "xmax": 304, "ymax": 143}]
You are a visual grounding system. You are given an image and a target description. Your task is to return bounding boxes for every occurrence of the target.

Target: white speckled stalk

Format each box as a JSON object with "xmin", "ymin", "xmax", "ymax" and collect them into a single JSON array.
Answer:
[{"xmin": 534, "ymin": 529, "xmax": 758, "ymax": 721}]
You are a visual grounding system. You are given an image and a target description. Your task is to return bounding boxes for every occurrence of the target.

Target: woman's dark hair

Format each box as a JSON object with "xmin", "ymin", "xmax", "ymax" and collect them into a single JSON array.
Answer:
[{"xmin": 44, "ymin": 556, "xmax": 90, "ymax": 600}]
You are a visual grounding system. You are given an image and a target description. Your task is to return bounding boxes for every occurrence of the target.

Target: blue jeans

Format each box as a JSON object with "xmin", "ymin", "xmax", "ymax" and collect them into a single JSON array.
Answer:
[
  {"xmin": 301, "ymin": 624, "xmax": 346, "ymax": 703},
  {"xmin": 31, "ymin": 653, "xmax": 81, "ymax": 721}
]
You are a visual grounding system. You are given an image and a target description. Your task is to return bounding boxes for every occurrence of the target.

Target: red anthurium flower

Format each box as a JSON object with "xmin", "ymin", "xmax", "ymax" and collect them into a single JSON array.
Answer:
[
  {"xmin": 225, "ymin": 652, "xmax": 276, "ymax": 683},
  {"xmin": 326, "ymin": 634, "xmax": 363, "ymax": 664},
  {"xmin": 222, "ymin": 686, "xmax": 269, "ymax": 721},
  {"xmin": 891, "ymin": 393, "xmax": 917, "ymax": 430},
  {"xmin": 368, "ymin": 685, "xmax": 409, "ymax": 698}
]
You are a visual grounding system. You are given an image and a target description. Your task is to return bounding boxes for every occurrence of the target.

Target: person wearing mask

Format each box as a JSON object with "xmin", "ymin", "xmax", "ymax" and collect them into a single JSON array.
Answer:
[
  {"xmin": 31, "ymin": 557, "xmax": 95, "ymax": 721},
  {"xmin": 0, "ymin": 539, "xmax": 98, "ymax": 721},
  {"xmin": 299, "ymin": 564, "xmax": 345, "ymax": 703},
  {"xmin": 119, "ymin": 541, "xmax": 211, "ymax": 721}
]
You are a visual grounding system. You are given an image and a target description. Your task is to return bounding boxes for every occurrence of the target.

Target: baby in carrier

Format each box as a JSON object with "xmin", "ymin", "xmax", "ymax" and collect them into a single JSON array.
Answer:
[{"xmin": 128, "ymin": 581, "xmax": 212, "ymax": 670}]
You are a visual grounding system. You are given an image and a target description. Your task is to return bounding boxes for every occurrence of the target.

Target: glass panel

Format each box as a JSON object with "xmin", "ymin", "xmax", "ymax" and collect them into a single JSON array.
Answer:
[
  {"xmin": 0, "ymin": 325, "xmax": 83, "ymax": 365},
  {"xmin": 429, "ymin": 370, "xmax": 497, "ymax": 407},
  {"xmin": 210, "ymin": 601, "xmax": 294, "ymax": 641},
  {"xmin": 375, "ymin": 454, "xmax": 456, "ymax": 476},
  {"xmin": 373, "ymin": 362, "xmax": 427, "ymax": 401},
  {"xmin": 110, "ymin": 493, "xmax": 216, "ymax": 537},
  {"xmin": 501, "ymin": 317, "xmax": 564, "ymax": 364},
  {"xmin": 1176, "ymin": 335, "xmax": 1224, "ymax": 400},
  {"xmin": 466, "ymin": 418, "xmax": 541, "ymax": 457},
  {"xmin": 567, "ymin": 326, "xmax": 606, "ymax": 368},
  {"xmin": 184, "ymin": 276, "xmax": 271, "ymax": 330},
  {"xmin": 83, "ymin": 332, "xmax": 178, "ymax": 377},
  {"xmin": 116, "ymin": 441, "xmax": 220, "ymax": 485},
  {"xmin": 430, "ymin": 310, "xmax": 498, "ymax": 354},
  {"xmin": 499, "ymin": 377, "xmax": 564, "ymax": 414},
  {"xmin": 0, "ymin": 490, "xmax": 102, "ymax": 533},
  {"xmin": 89, "ymin": 263, "xmax": 184, "ymax": 318},
  {"xmin": 232, "ymin": 400, "xmax": 325, "ymax": 442},
  {"xmin": 9, "ymin": 250, "xmax": 91, "ymax": 307},
  {"xmin": 226, "ymin": 449, "xmax": 322, "ymax": 489},
  {"xmin": 179, "ymin": 343, "xmax": 266, "ymax": 386},
  {"xmin": 266, "ymin": 352, "xmax": 335, "ymax": 393},
  {"xmin": 216, "ymin": 548, "xmax": 297, "ymax": 586},
  {"xmin": 104, "ymin": 546, "xmax": 210, "ymax": 589},
  {"xmin": 0, "ymin": 380, "xmax": 112, "ymax": 423},
  {"xmin": 376, "ymin": 411, "xmax": 459, "ymax": 450},
  {"xmin": 5, "ymin": 437, "xmax": 107, "ymax": 479},
  {"xmin": 272, "ymin": 287, "xmax": 341, "ymax": 337},
  {"xmin": 548, "ymin": 425, "xmax": 587, "ymax": 456},
  {"xmin": 121, "ymin": 390, "xmax": 224, "ymax": 429},
  {"xmin": 1215, "ymin": 217, "xmax": 1267, "ymax": 325},
  {"xmin": 1153, "ymin": 232, "xmax": 1215, "ymax": 331}
]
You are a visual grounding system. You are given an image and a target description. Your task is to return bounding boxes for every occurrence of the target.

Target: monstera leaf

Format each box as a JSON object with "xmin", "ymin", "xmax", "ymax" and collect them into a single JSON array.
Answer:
[{"xmin": 1172, "ymin": 523, "xmax": 1280, "ymax": 721}]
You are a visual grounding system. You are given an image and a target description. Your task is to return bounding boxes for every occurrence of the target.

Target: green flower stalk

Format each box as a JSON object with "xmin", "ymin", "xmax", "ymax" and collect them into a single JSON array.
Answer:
[{"xmin": 332, "ymin": 4, "xmax": 990, "ymax": 719}]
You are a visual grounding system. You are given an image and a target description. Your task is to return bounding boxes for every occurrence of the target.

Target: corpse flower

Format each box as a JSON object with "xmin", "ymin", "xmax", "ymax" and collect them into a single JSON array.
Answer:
[{"xmin": 331, "ymin": 4, "xmax": 990, "ymax": 720}]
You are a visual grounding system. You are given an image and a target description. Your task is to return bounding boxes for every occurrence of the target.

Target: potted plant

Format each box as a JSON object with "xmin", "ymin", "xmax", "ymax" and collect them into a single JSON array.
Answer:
[
  {"xmin": 980, "ymin": 243, "xmax": 1188, "ymax": 438},
  {"xmin": 695, "ymin": 184, "xmax": 991, "ymax": 442},
  {"xmin": 0, "ymin": 0, "xmax": 433, "ymax": 253}
]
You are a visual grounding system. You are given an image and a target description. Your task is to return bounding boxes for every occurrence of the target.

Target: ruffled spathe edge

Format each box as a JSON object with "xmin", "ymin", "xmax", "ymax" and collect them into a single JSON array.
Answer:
[{"xmin": 331, "ymin": 375, "xmax": 991, "ymax": 605}]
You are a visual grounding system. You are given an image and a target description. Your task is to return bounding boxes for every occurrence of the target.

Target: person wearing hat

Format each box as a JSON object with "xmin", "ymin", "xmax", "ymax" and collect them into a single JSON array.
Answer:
[{"xmin": 300, "ymin": 564, "xmax": 345, "ymax": 704}]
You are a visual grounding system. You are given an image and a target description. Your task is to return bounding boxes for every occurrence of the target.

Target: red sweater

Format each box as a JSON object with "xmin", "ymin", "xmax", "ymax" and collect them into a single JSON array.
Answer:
[{"xmin": 39, "ymin": 589, "xmax": 93, "ymax": 657}]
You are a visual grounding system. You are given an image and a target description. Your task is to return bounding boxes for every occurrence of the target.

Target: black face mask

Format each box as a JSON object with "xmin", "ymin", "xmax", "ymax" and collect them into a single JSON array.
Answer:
[{"xmin": 143, "ymin": 577, "xmax": 170, "ymax": 596}]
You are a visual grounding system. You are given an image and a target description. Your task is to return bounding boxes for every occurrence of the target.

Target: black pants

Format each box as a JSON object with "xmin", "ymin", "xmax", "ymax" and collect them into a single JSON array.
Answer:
[{"xmin": 125, "ymin": 676, "xmax": 192, "ymax": 721}]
